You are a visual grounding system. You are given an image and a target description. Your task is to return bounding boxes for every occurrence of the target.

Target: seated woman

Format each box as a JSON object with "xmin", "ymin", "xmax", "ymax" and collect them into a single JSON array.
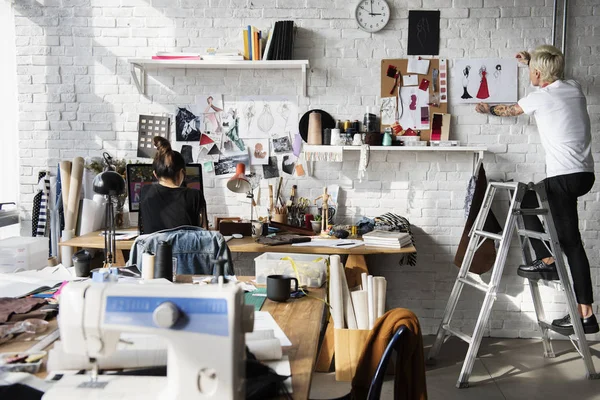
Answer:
[{"xmin": 139, "ymin": 137, "xmax": 208, "ymax": 234}]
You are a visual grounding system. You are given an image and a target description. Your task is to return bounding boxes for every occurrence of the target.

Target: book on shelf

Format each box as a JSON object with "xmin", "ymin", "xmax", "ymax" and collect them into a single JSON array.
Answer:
[
  {"xmin": 241, "ymin": 21, "xmax": 295, "ymax": 62},
  {"xmin": 201, "ymin": 55, "xmax": 244, "ymax": 61},
  {"xmin": 151, "ymin": 55, "xmax": 201, "ymax": 60}
]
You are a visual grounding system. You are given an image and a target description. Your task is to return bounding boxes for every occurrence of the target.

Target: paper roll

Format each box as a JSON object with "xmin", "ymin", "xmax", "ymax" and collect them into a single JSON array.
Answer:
[
  {"xmin": 142, "ymin": 252, "xmax": 155, "ymax": 280},
  {"xmin": 340, "ymin": 262, "xmax": 357, "ymax": 330},
  {"xmin": 246, "ymin": 338, "xmax": 283, "ymax": 361},
  {"xmin": 79, "ymin": 199, "xmax": 100, "ymax": 236},
  {"xmin": 60, "ymin": 229, "xmax": 74, "ymax": 267},
  {"xmin": 351, "ymin": 290, "xmax": 369, "ymax": 330},
  {"xmin": 59, "ymin": 161, "xmax": 72, "ymax": 222},
  {"xmin": 329, "ymin": 255, "xmax": 345, "ymax": 329},
  {"xmin": 66, "ymin": 157, "xmax": 84, "ymax": 231},
  {"xmin": 361, "ymin": 272, "xmax": 368, "ymax": 291},
  {"xmin": 367, "ymin": 275, "xmax": 375, "ymax": 329},
  {"xmin": 374, "ymin": 277, "xmax": 387, "ymax": 319},
  {"xmin": 246, "ymin": 330, "xmax": 276, "ymax": 342}
]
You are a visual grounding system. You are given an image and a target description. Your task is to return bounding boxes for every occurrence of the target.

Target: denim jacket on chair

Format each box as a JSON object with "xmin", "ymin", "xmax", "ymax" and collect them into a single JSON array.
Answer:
[{"xmin": 128, "ymin": 226, "xmax": 234, "ymax": 276}]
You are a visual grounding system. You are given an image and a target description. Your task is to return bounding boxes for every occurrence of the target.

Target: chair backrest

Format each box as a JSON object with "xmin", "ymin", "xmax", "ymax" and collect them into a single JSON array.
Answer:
[
  {"xmin": 128, "ymin": 226, "xmax": 234, "ymax": 276},
  {"xmin": 367, "ymin": 325, "xmax": 409, "ymax": 400}
]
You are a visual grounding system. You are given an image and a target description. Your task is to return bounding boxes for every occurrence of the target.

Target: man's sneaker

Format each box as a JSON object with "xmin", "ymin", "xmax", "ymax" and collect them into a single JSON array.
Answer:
[
  {"xmin": 551, "ymin": 313, "xmax": 600, "ymax": 335},
  {"xmin": 517, "ymin": 259, "xmax": 559, "ymax": 281}
]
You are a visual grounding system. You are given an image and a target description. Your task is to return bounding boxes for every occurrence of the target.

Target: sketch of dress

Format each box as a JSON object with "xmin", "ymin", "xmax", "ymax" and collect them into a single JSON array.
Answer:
[
  {"xmin": 476, "ymin": 66, "xmax": 490, "ymax": 99},
  {"xmin": 461, "ymin": 66, "xmax": 473, "ymax": 99},
  {"xmin": 277, "ymin": 103, "xmax": 291, "ymax": 130},
  {"xmin": 257, "ymin": 103, "xmax": 275, "ymax": 134},
  {"xmin": 243, "ymin": 101, "xmax": 256, "ymax": 132}
]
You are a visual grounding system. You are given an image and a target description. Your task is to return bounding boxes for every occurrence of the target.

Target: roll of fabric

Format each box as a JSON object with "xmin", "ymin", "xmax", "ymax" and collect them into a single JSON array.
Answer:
[
  {"xmin": 59, "ymin": 161, "xmax": 72, "ymax": 222},
  {"xmin": 307, "ymin": 111, "xmax": 322, "ymax": 145},
  {"xmin": 66, "ymin": 157, "xmax": 85, "ymax": 231},
  {"xmin": 154, "ymin": 241, "xmax": 173, "ymax": 281}
]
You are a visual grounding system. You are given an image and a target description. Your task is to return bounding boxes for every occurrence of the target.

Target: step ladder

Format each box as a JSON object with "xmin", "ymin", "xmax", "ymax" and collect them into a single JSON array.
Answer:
[{"xmin": 427, "ymin": 181, "xmax": 599, "ymax": 388}]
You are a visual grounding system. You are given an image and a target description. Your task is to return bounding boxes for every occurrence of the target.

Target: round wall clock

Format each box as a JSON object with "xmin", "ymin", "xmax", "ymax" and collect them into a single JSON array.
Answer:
[{"xmin": 355, "ymin": 0, "xmax": 391, "ymax": 33}]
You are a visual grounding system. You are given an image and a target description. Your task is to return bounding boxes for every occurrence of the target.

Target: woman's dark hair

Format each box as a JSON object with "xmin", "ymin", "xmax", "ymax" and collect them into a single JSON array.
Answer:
[{"xmin": 153, "ymin": 136, "xmax": 185, "ymax": 182}]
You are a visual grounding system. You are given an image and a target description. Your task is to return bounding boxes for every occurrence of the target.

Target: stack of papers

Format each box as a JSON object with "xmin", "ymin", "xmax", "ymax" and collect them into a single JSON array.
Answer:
[{"xmin": 362, "ymin": 230, "xmax": 412, "ymax": 249}]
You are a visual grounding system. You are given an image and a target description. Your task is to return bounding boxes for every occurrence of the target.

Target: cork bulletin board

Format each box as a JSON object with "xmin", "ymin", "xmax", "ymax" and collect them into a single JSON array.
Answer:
[{"xmin": 380, "ymin": 58, "xmax": 448, "ymax": 141}]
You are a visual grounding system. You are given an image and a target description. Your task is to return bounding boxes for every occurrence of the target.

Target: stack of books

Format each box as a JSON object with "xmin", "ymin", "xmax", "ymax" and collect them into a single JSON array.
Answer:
[
  {"xmin": 362, "ymin": 230, "xmax": 412, "ymax": 248},
  {"xmin": 243, "ymin": 20, "xmax": 295, "ymax": 61}
]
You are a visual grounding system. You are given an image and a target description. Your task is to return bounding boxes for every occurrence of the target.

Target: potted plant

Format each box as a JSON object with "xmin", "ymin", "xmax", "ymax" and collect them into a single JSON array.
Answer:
[{"xmin": 311, "ymin": 215, "xmax": 322, "ymax": 233}]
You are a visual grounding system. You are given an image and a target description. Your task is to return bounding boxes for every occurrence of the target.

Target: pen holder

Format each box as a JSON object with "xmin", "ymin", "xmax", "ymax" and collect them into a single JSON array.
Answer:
[{"xmin": 271, "ymin": 213, "xmax": 288, "ymax": 224}]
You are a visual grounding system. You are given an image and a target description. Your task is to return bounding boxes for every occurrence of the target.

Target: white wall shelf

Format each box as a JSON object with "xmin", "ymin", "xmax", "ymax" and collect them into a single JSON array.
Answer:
[
  {"xmin": 302, "ymin": 145, "xmax": 487, "ymax": 175},
  {"xmin": 128, "ymin": 59, "xmax": 310, "ymax": 97}
]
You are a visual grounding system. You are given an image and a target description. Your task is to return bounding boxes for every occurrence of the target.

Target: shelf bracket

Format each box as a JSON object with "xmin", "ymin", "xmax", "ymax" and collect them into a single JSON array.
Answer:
[
  {"xmin": 131, "ymin": 63, "xmax": 146, "ymax": 95},
  {"xmin": 302, "ymin": 64, "xmax": 307, "ymax": 97}
]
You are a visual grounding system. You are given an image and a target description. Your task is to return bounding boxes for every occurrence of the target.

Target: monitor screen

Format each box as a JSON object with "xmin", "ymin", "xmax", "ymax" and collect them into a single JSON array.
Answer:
[{"xmin": 126, "ymin": 163, "xmax": 204, "ymax": 212}]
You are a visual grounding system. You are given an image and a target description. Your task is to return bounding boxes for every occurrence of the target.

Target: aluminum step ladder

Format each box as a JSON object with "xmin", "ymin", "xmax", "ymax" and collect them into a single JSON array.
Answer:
[{"xmin": 427, "ymin": 181, "xmax": 599, "ymax": 388}]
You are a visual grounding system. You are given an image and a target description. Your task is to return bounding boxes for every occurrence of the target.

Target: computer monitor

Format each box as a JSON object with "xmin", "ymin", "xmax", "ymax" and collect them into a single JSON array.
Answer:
[{"xmin": 126, "ymin": 163, "xmax": 204, "ymax": 212}]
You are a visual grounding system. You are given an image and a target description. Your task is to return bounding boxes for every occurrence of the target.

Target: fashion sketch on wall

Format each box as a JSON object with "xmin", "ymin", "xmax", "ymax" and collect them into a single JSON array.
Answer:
[
  {"xmin": 226, "ymin": 96, "xmax": 299, "ymax": 138},
  {"xmin": 175, "ymin": 94, "xmax": 224, "ymax": 141},
  {"xmin": 451, "ymin": 59, "xmax": 517, "ymax": 104}
]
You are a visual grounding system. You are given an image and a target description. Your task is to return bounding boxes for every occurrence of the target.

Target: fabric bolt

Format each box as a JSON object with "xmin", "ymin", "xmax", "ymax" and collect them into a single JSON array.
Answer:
[
  {"xmin": 521, "ymin": 172, "xmax": 595, "ymax": 304},
  {"xmin": 35, "ymin": 177, "xmax": 50, "ymax": 237},
  {"xmin": 351, "ymin": 308, "xmax": 427, "ymax": 400}
]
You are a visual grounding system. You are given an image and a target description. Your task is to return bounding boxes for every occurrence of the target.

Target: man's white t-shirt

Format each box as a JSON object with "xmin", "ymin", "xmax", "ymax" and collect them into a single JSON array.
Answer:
[{"xmin": 518, "ymin": 80, "xmax": 594, "ymax": 178}]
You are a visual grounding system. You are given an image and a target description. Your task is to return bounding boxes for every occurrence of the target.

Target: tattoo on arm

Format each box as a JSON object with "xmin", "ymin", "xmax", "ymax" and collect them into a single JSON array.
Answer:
[{"xmin": 489, "ymin": 104, "xmax": 524, "ymax": 117}]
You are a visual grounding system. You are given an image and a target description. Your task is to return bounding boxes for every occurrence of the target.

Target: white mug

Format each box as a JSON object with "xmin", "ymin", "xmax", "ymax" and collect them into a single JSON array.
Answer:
[{"xmin": 252, "ymin": 221, "xmax": 264, "ymax": 238}]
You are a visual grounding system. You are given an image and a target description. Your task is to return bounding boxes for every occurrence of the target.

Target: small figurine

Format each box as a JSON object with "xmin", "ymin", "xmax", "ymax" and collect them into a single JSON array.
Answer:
[{"xmin": 313, "ymin": 187, "xmax": 330, "ymax": 233}]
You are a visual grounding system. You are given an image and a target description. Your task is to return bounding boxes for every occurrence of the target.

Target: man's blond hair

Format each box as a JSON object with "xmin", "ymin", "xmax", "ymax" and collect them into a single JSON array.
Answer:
[{"xmin": 529, "ymin": 45, "xmax": 564, "ymax": 83}]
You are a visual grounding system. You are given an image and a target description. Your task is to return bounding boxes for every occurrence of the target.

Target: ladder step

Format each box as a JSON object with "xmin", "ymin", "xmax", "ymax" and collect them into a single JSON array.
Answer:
[
  {"xmin": 490, "ymin": 182, "xmax": 519, "ymax": 190},
  {"xmin": 458, "ymin": 276, "xmax": 491, "ymax": 293},
  {"xmin": 515, "ymin": 209, "xmax": 549, "ymax": 216},
  {"xmin": 517, "ymin": 229, "xmax": 550, "ymax": 241},
  {"xmin": 443, "ymin": 324, "xmax": 472, "ymax": 344},
  {"xmin": 474, "ymin": 230, "xmax": 502, "ymax": 241}
]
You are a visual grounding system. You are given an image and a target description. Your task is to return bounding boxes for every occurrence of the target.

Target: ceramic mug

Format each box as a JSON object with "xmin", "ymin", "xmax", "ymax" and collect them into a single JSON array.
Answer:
[
  {"xmin": 252, "ymin": 221, "xmax": 264, "ymax": 238},
  {"xmin": 267, "ymin": 275, "xmax": 299, "ymax": 303}
]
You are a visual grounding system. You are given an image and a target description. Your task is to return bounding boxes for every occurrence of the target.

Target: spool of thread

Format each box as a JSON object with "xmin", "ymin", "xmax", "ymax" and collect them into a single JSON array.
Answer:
[
  {"xmin": 330, "ymin": 128, "xmax": 341, "ymax": 145},
  {"xmin": 304, "ymin": 214, "xmax": 314, "ymax": 230},
  {"xmin": 343, "ymin": 120, "xmax": 351, "ymax": 133},
  {"xmin": 142, "ymin": 251, "xmax": 155, "ymax": 280},
  {"xmin": 307, "ymin": 112, "xmax": 323, "ymax": 145},
  {"xmin": 351, "ymin": 120, "xmax": 360, "ymax": 132},
  {"xmin": 323, "ymin": 128, "xmax": 331, "ymax": 145},
  {"xmin": 154, "ymin": 241, "xmax": 173, "ymax": 281}
]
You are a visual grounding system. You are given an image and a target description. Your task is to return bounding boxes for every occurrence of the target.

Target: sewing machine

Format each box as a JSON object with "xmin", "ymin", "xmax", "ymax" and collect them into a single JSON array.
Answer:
[{"xmin": 43, "ymin": 281, "xmax": 254, "ymax": 400}]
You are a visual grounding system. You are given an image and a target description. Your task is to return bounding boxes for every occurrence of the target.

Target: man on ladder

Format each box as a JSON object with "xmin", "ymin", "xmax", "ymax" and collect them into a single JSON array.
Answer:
[
  {"xmin": 428, "ymin": 44, "xmax": 598, "ymax": 388},
  {"xmin": 477, "ymin": 45, "xmax": 597, "ymax": 333}
]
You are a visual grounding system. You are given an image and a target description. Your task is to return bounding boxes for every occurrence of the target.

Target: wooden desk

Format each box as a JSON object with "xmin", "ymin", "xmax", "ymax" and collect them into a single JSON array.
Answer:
[
  {"xmin": 0, "ymin": 283, "xmax": 326, "ymax": 400},
  {"xmin": 59, "ymin": 229, "xmax": 137, "ymax": 265}
]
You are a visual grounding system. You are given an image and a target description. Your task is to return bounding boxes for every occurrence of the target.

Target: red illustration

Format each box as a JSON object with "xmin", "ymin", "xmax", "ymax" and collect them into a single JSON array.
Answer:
[
  {"xmin": 476, "ymin": 66, "xmax": 490, "ymax": 99},
  {"xmin": 409, "ymin": 94, "xmax": 417, "ymax": 110}
]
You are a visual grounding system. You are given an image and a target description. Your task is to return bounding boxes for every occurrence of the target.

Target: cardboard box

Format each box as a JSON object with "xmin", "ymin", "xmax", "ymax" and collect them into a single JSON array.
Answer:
[
  {"xmin": 430, "ymin": 113, "xmax": 451, "ymax": 141},
  {"xmin": 334, "ymin": 328, "xmax": 371, "ymax": 381}
]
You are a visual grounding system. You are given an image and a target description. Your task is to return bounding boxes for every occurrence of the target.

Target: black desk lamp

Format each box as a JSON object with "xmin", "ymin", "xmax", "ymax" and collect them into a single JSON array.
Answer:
[{"xmin": 93, "ymin": 152, "xmax": 126, "ymax": 268}]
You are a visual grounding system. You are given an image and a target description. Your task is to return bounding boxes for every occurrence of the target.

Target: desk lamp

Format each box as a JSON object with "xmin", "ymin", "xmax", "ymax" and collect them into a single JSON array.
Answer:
[
  {"xmin": 227, "ymin": 163, "xmax": 255, "ymax": 221},
  {"xmin": 92, "ymin": 153, "xmax": 126, "ymax": 268}
]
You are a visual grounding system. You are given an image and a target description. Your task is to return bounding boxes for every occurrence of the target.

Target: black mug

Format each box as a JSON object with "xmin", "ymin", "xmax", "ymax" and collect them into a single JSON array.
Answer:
[{"xmin": 267, "ymin": 275, "xmax": 299, "ymax": 303}]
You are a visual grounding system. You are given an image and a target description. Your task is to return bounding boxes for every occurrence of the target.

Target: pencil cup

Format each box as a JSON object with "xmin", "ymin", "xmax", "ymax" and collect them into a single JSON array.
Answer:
[{"xmin": 271, "ymin": 213, "xmax": 287, "ymax": 224}]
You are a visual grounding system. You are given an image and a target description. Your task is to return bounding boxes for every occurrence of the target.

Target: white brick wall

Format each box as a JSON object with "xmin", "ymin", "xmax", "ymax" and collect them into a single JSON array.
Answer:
[{"xmin": 10, "ymin": 0, "xmax": 600, "ymax": 337}]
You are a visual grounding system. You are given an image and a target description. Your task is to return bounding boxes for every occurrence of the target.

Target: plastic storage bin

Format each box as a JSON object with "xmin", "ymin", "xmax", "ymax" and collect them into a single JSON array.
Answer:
[
  {"xmin": 0, "ymin": 351, "xmax": 46, "ymax": 373},
  {"xmin": 254, "ymin": 252, "xmax": 328, "ymax": 288},
  {"xmin": 0, "ymin": 237, "xmax": 49, "ymax": 273}
]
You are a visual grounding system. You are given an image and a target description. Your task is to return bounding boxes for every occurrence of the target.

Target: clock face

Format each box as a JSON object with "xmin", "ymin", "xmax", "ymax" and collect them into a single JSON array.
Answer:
[{"xmin": 355, "ymin": 0, "xmax": 391, "ymax": 33}]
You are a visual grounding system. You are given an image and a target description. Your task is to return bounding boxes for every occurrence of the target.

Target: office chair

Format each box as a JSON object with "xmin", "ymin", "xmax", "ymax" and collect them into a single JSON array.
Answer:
[{"xmin": 323, "ymin": 325, "xmax": 409, "ymax": 400}]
